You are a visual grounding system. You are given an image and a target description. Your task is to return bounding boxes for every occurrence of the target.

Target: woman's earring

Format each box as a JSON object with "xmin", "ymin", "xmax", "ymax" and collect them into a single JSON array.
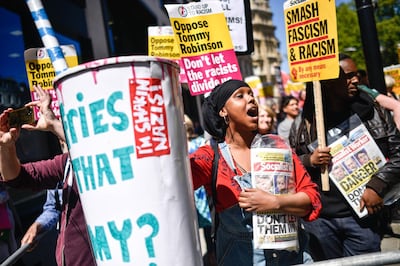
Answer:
[{"xmin": 223, "ymin": 116, "xmax": 229, "ymax": 125}]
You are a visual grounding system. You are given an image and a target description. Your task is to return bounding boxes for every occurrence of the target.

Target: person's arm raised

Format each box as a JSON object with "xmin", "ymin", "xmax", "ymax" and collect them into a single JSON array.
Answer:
[
  {"xmin": 0, "ymin": 109, "xmax": 22, "ymax": 180},
  {"xmin": 22, "ymin": 85, "xmax": 65, "ymax": 142},
  {"xmin": 358, "ymin": 84, "xmax": 400, "ymax": 130},
  {"xmin": 375, "ymin": 94, "xmax": 400, "ymax": 130}
]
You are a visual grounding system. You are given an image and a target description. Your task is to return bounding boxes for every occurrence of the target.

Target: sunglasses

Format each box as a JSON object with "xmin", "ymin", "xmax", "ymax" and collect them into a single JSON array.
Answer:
[{"xmin": 344, "ymin": 71, "xmax": 359, "ymax": 80}]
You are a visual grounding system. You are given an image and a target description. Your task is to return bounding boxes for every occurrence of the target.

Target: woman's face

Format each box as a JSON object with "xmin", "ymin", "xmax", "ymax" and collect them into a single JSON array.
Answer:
[
  {"xmin": 258, "ymin": 108, "xmax": 272, "ymax": 134},
  {"xmin": 283, "ymin": 99, "xmax": 300, "ymax": 119},
  {"xmin": 221, "ymin": 86, "xmax": 258, "ymax": 132}
]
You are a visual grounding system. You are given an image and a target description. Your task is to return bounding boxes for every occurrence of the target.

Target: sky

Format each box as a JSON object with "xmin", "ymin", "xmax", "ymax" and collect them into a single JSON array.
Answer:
[{"xmin": 270, "ymin": 0, "xmax": 351, "ymax": 73}]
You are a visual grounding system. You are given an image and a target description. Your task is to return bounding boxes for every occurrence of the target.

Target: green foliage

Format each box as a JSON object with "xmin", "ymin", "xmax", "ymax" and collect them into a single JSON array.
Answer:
[
  {"xmin": 336, "ymin": 3, "xmax": 365, "ymax": 69},
  {"xmin": 375, "ymin": 0, "xmax": 400, "ymax": 21},
  {"xmin": 375, "ymin": 0, "xmax": 400, "ymax": 67},
  {"xmin": 336, "ymin": 1, "xmax": 400, "ymax": 69}
]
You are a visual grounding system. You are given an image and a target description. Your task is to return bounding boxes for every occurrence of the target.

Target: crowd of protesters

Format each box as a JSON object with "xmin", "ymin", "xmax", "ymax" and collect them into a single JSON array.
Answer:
[{"xmin": 1, "ymin": 53, "xmax": 400, "ymax": 266}]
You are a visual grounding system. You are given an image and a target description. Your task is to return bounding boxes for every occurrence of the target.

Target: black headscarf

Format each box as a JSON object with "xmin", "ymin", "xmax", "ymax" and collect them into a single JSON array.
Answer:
[{"xmin": 202, "ymin": 79, "xmax": 250, "ymax": 141}]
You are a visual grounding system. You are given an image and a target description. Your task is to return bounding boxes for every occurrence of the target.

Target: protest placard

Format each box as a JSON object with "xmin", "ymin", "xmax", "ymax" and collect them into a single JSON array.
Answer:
[
  {"xmin": 384, "ymin": 64, "xmax": 400, "ymax": 96},
  {"xmin": 24, "ymin": 45, "xmax": 78, "ymax": 119},
  {"xmin": 201, "ymin": 0, "xmax": 254, "ymax": 54},
  {"xmin": 309, "ymin": 114, "xmax": 386, "ymax": 218},
  {"xmin": 284, "ymin": 0, "xmax": 339, "ymax": 82},
  {"xmin": 284, "ymin": 0, "xmax": 340, "ymax": 190},
  {"xmin": 251, "ymin": 135, "xmax": 298, "ymax": 250},
  {"xmin": 165, "ymin": 1, "xmax": 242, "ymax": 95},
  {"xmin": 148, "ymin": 26, "xmax": 181, "ymax": 59},
  {"xmin": 147, "ymin": 26, "xmax": 188, "ymax": 83},
  {"xmin": 245, "ymin": 75, "xmax": 263, "ymax": 97}
]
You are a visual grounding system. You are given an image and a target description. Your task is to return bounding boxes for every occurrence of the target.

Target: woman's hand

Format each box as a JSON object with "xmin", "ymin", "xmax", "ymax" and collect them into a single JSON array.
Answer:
[
  {"xmin": 0, "ymin": 109, "xmax": 20, "ymax": 146},
  {"xmin": 238, "ymin": 188, "xmax": 279, "ymax": 212},
  {"xmin": 239, "ymin": 188, "xmax": 312, "ymax": 217},
  {"xmin": 22, "ymin": 85, "xmax": 56, "ymax": 132}
]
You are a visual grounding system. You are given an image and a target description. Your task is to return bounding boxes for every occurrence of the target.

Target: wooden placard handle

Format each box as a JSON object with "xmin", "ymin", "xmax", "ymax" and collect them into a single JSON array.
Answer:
[{"xmin": 313, "ymin": 80, "xmax": 330, "ymax": 191}]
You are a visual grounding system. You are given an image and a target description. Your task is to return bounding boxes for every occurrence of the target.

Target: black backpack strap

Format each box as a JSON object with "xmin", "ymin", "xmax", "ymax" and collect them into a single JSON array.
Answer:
[
  {"xmin": 211, "ymin": 140, "xmax": 219, "ymax": 204},
  {"xmin": 210, "ymin": 139, "xmax": 220, "ymax": 243}
]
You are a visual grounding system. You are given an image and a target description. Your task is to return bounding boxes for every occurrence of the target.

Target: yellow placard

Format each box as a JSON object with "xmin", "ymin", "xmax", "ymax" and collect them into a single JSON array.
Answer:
[
  {"xmin": 148, "ymin": 26, "xmax": 181, "ymax": 59},
  {"xmin": 397, "ymin": 44, "xmax": 400, "ymax": 64},
  {"xmin": 384, "ymin": 64, "xmax": 400, "ymax": 96},
  {"xmin": 285, "ymin": 81, "xmax": 305, "ymax": 95},
  {"xmin": 245, "ymin": 75, "xmax": 263, "ymax": 97},
  {"xmin": 284, "ymin": 0, "xmax": 339, "ymax": 82},
  {"xmin": 165, "ymin": 2, "xmax": 242, "ymax": 95},
  {"xmin": 24, "ymin": 45, "xmax": 78, "ymax": 118},
  {"xmin": 170, "ymin": 12, "xmax": 233, "ymax": 56},
  {"xmin": 24, "ymin": 45, "xmax": 78, "ymax": 90}
]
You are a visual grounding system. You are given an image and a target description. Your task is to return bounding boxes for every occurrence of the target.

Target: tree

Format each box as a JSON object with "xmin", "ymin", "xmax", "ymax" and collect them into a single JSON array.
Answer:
[
  {"xmin": 375, "ymin": 0, "xmax": 400, "ymax": 67},
  {"xmin": 336, "ymin": 1, "xmax": 400, "ymax": 69},
  {"xmin": 336, "ymin": 2, "xmax": 365, "ymax": 69}
]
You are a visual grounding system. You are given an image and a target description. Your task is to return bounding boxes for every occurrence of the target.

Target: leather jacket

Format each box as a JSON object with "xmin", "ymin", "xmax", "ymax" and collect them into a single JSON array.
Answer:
[
  {"xmin": 290, "ymin": 102, "xmax": 400, "ymax": 208},
  {"xmin": 364, "ymin": 105, "xmax": 400, "ymax": 196}
]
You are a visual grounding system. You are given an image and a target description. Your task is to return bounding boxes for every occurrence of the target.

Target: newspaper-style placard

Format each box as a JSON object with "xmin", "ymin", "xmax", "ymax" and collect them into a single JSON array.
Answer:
[
  {"xmin": 309, "ymin": 114, "xmax": 386, "ymax": 218},
  {"xmin": 251, "ymin": 139, "xmax": 298, "ymax": 250}
]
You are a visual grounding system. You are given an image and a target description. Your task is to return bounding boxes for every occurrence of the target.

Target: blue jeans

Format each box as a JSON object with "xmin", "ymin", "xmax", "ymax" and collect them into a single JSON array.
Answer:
[{"xmin": 302, "ymin": 216, "xmax": 381, "ymax": 261}]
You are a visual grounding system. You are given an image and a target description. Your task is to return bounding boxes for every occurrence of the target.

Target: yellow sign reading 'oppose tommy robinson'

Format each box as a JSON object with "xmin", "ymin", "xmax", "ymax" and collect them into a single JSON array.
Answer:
[
  {"xmin": 148, "ymin": 26, "xmax": 181, "ymax": 59},
  {"xmin": 284, "ymin": 0, "xmax": 339, "ymax": 82}
]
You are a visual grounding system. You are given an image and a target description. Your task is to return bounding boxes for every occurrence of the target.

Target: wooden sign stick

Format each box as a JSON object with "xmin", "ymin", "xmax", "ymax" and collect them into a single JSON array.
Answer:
[{"xmin": 313, "ymin": 80, "xmax": 330, "ymax": 191}]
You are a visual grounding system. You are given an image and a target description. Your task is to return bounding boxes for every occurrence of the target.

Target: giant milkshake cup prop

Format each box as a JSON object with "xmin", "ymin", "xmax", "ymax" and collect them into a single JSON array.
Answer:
[
  {"xmin": 53, "ymin": 56, "xmax": 202, "ymax": 265},
  {"xmin": 25, "ymin": 0, "xmax": 68, "ymax": 75},
  {"xmin": 25, "ymin": 1, "xmax": 202, "ymax": 263}
]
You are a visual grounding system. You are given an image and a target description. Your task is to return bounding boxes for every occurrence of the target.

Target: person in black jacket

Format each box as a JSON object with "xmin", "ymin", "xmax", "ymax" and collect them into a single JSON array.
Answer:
[{"xmin": 289, "ymin": 53, "xmax": 400, "ymax": 261}]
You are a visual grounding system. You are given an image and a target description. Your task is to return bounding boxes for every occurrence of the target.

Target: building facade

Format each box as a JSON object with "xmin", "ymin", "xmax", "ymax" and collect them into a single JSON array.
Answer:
[{"xmin": 249, "ymin": 0, "xmax": 282, "ymax": 96}]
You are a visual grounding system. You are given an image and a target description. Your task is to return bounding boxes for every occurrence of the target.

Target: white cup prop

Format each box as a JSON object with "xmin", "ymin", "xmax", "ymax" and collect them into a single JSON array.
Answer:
[{"xmin": 53, "ymin": 56, "xmax": 202, "ymax": 266}]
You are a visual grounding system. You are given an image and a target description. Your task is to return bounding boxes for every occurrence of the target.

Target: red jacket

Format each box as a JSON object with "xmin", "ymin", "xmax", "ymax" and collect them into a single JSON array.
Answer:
[{"xmin": 190, "ymin": 144, "xmax": 321, "ymax": 221}]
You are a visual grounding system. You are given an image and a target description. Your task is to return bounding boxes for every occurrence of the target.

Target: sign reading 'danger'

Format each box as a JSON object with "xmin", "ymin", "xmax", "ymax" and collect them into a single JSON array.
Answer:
[
  {"xmin": 165, "ymin": 1, "xmax": 242, "ymax": 95},
  {"xmin": 284, "ymin": 0, "xmax": 339, "ymax": 82}
]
